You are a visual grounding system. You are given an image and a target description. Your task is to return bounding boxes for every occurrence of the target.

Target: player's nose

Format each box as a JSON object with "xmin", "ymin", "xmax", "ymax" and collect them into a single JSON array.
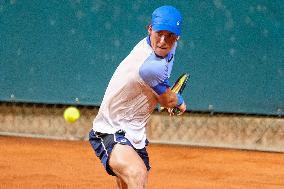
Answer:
[{"xmin": 159, "ymin": 35, "xmax": 166, "ymax": 44}]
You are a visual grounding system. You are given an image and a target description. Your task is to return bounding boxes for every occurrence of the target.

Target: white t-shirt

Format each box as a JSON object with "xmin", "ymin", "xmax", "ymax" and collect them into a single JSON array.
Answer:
[{"xmin": 92, "ymin": 37, "xmax": 176, "ymax": 149}]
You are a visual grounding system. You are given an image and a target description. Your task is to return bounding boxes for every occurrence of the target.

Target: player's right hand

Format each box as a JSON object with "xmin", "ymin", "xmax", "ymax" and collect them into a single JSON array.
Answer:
[{"xmin": 167, "ymin": 102, "xmax": 186, "ymax": 116}]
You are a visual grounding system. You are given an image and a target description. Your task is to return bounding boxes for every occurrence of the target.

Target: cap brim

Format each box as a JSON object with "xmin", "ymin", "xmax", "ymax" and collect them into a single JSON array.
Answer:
[{"xmin": 152, "ymin": 24, "xmax": 180, "ymax": 36}]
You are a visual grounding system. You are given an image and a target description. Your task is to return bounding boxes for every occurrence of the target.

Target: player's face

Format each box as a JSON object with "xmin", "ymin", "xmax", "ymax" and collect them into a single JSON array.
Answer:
[{"xmin": 148, "ymin": 26, "xmax": 179, "ymax": 58}]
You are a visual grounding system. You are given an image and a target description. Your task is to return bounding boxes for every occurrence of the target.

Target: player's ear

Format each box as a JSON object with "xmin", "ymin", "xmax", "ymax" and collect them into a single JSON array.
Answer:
[
  {"xmin": 176, "ymin": 36, "xmax": 180, "ymax": 41},
  {"xmin": 147, "ymin": 25, "xmax": 152, "ymax": 35}
]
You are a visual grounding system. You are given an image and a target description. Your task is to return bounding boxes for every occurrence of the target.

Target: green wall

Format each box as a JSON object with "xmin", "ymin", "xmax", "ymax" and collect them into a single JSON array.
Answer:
[{"xmin": 0, "ymin": 0, "xmax": 283, "ymax": 115}]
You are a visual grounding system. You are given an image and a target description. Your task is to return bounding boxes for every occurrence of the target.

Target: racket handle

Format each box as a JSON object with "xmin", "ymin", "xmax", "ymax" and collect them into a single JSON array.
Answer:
[{"xmin": 172, "ymin": 107, "xmax": 181, "ymax": 115}]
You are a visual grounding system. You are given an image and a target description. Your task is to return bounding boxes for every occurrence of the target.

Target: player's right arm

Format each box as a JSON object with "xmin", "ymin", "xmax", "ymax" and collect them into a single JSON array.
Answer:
[
  {"xmin": 139, "ymin": 54, "xmax": 186, "ymax": 114},
  {"xmin": 158, "ymin": 87, "xmax": 186, "ymax": 108},
  {"xmin": 153, "ymin": 83, "xmax": 186, "ymax": 115}
]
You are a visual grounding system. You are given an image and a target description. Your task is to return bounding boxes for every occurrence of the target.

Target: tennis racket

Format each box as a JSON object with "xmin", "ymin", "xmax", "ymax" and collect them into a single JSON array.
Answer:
[{"xmin": 159, "ymin": 73, "xmax": 190, "ymax": 114}]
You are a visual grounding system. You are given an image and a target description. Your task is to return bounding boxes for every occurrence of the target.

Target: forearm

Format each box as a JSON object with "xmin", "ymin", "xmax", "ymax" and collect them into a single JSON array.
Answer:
[{"xmin": 157, "ymin": 88, "xmax": 179, "ymax": 108}]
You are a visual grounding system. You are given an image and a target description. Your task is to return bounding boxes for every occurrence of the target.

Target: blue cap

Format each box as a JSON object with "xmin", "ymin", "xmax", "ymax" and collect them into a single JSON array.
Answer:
[{"xmin": 151, "ymin": 5, "xmax": 182, "ymax": 36}]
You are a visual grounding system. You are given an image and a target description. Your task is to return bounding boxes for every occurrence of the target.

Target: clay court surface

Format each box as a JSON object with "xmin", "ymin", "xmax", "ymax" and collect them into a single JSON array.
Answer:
[{"xmin": 1, "ymin": 136, "xmax": 284, "ymax": 189}]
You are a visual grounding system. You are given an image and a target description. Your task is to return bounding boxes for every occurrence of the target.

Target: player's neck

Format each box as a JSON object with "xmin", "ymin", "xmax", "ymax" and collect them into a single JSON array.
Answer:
[{"xmin": 154, "ymin": 53, "xmax": 165, "ymax": 59}]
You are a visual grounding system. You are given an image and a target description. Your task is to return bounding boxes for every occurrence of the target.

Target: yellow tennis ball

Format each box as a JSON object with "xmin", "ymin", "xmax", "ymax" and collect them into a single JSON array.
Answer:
[{"xmin": 64, "ymin": 106, "xmax": 80, "ymax": 123}]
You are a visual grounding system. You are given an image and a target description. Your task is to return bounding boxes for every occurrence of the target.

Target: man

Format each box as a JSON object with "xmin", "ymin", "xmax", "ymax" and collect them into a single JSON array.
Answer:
[{"xmin": 89, "ymin": 5, "xmax": 186, "ymax": 189}]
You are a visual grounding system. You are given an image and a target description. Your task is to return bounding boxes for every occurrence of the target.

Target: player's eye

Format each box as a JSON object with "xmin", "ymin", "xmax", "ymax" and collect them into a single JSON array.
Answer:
[
  {"xmin": 155, "ymin": 31, "xmax": 178, "ymax": 44},
  {"xmin": 157, "ymin": 32, "xmax": 164, "ymax": 37},
  {"xmin": 169, "ymin": 33, "xmax": 177, "ymax": 39}
]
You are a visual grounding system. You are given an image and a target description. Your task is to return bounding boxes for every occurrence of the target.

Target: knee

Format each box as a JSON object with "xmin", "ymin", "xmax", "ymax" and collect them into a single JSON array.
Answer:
[{"xmin": 125, "ymin": 165, "xmax": 147, "ymax": 183}]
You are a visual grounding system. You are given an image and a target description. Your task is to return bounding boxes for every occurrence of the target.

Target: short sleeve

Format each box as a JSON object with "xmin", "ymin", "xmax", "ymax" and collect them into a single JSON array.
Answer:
[{"xmin": 139, "ymin": 53, "xmax": 168, "ymax": 87}]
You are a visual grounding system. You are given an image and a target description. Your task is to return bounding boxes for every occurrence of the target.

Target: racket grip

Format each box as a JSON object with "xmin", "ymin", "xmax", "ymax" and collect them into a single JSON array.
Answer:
[{"xmin": 172, "ymin": 107, "xmax": 181, "ymax": 114}]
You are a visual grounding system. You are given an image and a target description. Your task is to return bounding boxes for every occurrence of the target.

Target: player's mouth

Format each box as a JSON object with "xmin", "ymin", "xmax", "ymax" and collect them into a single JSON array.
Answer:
[{"xmin": 157, "ymin": 46, "xmax": 167, "ymax": 50}]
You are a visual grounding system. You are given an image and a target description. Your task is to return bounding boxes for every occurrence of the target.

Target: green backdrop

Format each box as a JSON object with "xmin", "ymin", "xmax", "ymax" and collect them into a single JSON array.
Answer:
[{"xmin": 0, "ymin": 0, "xmax": 283, "ymax": 116}]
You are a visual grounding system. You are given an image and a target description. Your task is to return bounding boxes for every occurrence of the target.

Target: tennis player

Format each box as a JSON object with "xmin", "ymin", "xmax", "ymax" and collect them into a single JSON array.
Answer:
[{"xmin": 89, "ymin": 5, "xmax": 186, "ymax": 189}]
